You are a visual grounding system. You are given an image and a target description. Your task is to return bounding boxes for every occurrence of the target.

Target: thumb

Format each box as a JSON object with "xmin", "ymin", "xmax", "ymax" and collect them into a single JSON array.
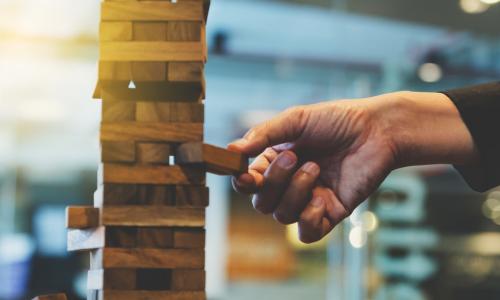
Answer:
[{"xmin": 228, "ymin": 107, "xmax": 306, "ymax": 157}]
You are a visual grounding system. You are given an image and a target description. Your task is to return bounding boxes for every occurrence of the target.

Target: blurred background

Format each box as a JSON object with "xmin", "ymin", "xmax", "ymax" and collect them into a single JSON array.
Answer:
[{"xmin": 0, "ymin": 0, "xmax": 499, "ymax": 299}]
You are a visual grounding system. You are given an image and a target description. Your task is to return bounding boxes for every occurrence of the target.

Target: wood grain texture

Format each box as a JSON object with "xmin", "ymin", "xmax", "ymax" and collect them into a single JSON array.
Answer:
[
  {"xmin": 88, "ymin": 269, "xmax": 137, "ymax": 290},
  {"xmin": 100, "ymin": 81, "xmax": 204, "ymax": 102},
  {"xmin": 137, "ymin": 227, "xmax": 174, "ymax": 248},
  {"xmin": 166, "ymin": 22, "xmax": 201, "ymax": 41},
  {"xmin": 137, "ymin": 143, "xmax": 171, "ymax": 164},
  {"xmin": 102, "ymin": 1, "xmax": 203, "ymax": 21},
  {"xmin": 175, "ymin": 186, "xmax": 209, "ymax": 207},
  {"xmin": 99, "ymin": 61, "xmax": 132, "ymax": 81},
  {"xmin": 91, "ymin": 248, "xmax": 205, "ymax": 269},
  {"xmin": 176, "ymin": 142, "xmax": 248, "ymax": 175},
  {"xmin": 136, "ymin": 103, "xmax": 204, "ymax": 123},
  {"xmin": 131, "ymin": 62, "xmax": 166, "ymax": 81},
  {"xmin": 101, "ymin": 141, "xmax": 135, "ymax": 163},
  {"xmin": 95, "ymin": 184, "xmax": 175, "ymax": 206},
  {"xmin": 94, "ymin": 290, "xmax": 205, "ymax": 300},
  {"xmin": 133, "ymin": 22, "xmax": 167, "ymax": 41},
  {"xmin": 32, "ymin": 294, "xmax": 67, "ymax": 300},
  {"xmin": 101, "ymin": 206, "xmax": 205, "ymax": 227},
  {"xmin": 171, "ymin": 270, "xmax": 205, "ymax": 291},
  {"xmin": 174, "ymin": 228, "xmax": 205, "ymax": 248},
  {"xmin": 168, "ymin": 62, "xmax": 203, "ymax": 82},
  {"xmin": 101, "ymin": 100, "xmax": 136, "ymax": 122},
  {"xmin": 100, "ymin": 122, "xmax": 203, "ymax": 143},
  {"xmin": 100, "ymin": 22, "xmax": 133, "ymax": 41},
  {"xmin": 100, "ymin": 42, "xmax": 203, "ymax": 62},
  {"xmin": 101, "ymin": 163, "xmax": 205, "ymax": 185},
  {"xmin": 66, "ymin": 206, "xmax": 99, "ymax": 229}
]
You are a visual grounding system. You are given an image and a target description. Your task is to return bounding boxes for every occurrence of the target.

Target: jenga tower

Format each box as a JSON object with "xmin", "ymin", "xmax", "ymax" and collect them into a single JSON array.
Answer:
[{"xmin": 64, "ymin": 1, "xmax": 247, "ymax": 299}]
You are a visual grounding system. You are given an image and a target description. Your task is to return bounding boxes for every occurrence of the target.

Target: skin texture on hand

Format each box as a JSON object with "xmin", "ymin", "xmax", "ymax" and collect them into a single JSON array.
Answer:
[{"xmin": 229, "ymin": 91, "xmax": 479, "ymax": 243}]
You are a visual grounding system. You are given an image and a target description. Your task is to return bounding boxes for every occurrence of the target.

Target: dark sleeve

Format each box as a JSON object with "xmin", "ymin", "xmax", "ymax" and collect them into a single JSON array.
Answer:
[{"xmin": 441, "ymin": 81, "xmax": 500, "ymax": 192}]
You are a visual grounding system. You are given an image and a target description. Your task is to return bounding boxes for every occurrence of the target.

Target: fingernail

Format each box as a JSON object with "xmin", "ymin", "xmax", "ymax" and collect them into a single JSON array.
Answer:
[
  {"xmin": 301, "ymin": 162, "xmax": 320, "ymax": 176},
  {"xmin": 276, "ymin": 152, "xmax": 296, "ymax": 169},
  {"xmin": 230, "ymin": 138, "xmax": 248, "ymax": 147},
  {"xmin": 311, "ymin": 196, "xmax": 324, "ymax": 208}
]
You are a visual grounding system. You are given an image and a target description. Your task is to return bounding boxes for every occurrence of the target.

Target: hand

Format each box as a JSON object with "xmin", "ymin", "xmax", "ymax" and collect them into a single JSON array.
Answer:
[{"xmin": 229, "ymin": 92, "xmax": 478, "ymax": 243}]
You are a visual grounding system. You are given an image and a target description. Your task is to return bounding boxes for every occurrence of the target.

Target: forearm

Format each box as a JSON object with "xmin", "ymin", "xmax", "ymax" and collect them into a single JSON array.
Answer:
[{"xmin": 374, "ymin": 91, "xmax": 480, "ymax": 168}]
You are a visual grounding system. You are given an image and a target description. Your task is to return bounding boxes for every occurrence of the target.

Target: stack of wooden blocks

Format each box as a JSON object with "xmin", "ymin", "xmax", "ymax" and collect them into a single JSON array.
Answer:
[{"xmin": 59, "ymin": 1, "xmax": 247, "ymax": 300}]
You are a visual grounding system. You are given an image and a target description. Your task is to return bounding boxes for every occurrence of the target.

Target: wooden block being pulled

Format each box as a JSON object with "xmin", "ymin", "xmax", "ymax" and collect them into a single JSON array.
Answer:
[
  {"xmin": 100, "ymin": 122, "xmax": 203, "ymax": 143},
  {"xmin": 101, "ymin": 1, "xmax": 203, "ymax": 21},
  {"xmin": 91, "ymin": 248, "xmax": 205, "ymax": 269},
  {"xmin": 32, "ymin": 294, "xmax": 67, "ymax": 300},
  {"xmin": 66, "ymin": 206, "xmax": 99, "ymax": 229},
  {"xmin": 171, "ymin": 270, "xmax": 205, "ymax": 291},
  {"xmin": 101, "ymin": 206, "xmax": 205, "ymax": 227},
  {"xmin": 100, "ymin": 22, "xmax": 132, "ymax": 41},
  {"xmin": 100, "ymin": 42, "xmax": 203, "ymax": 62},
  {"xmin": 101, "ymin": 163, "xmax": 205, "ymax": 185},
  {"xmin": 137, "ymin": 143, "xmax": 171, "ymax": 164},
  {"xmin": 94, "ymin": 290, "xmax": 205, "ymax": 300},
  {"xmin": 101, "ymin": 141, "xmax": 135, "ymax": 163},
  {"xmin": 176, "ymin": 142, "xmax": 248, "ymax": 175},
  {"xmin": 175, "ymin": 186, "xmax": 209, "ymax": 207},
  {"xmin": 174, "ymin": 228, "xmax": 205, "ymax": 249},
  {"xmin": 136, "ymin": 103, "xmax": 204, "ymax": 123}
]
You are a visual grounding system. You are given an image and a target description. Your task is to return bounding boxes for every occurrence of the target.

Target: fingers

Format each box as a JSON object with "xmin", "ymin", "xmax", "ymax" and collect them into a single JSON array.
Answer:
[
  {"xmin": 298, "ymin": 187, "xmax": 336, "ymax": 244},
  {"xmin": 252, "ymin": 151, "xmax": 298, "ymax": 214},
  {"xmin": 273, "ymin": 162, "xmax": 320, "ymax": 224},
  {"xmin": 228, "ymin": 107, "xmax": 306, "ymax": 157},
  {"xmin": 231, "ymin": 147, "xmax": 278, "ymax": 194}
]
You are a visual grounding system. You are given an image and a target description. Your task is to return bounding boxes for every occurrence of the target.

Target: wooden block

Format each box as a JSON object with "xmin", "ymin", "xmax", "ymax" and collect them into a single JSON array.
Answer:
[
  {"xmin": 95, "ymin": 184, "xmax": 175, "ymax": 206},
  {"xmin": 100, "ymin": 22, "xmax": 133, "ymax": 41},
  {"xmin": 67, "ymin": 227, "xmax": 105, "ymax": 252},
  {"xmin": 102, "ymin": 1, "xmax": 203, "ymax": 21},
  {"xmin": 174, "ymin": 228, "xmax": 205, "ymax": 249},
  {"xmin": 131, "ymin": 62, "xmax": 166, "ymax": 81},
  {"xmin": 137, "ymin": 227, "xmax": 174, "ymax": 248},
  {"xmin": 88, "ymin": 269, "xmax": 136, "ymax": 290},
  {"xmin": 175, "ymin": 186, "xmax": 209, "ymax": 207},
  {"xmin": 100, "ymin": 81, "xmax": 204, "ymax": 102},
  {"xmin": 135, "ymin": 103, "xmax": 204, "ymax": 123},
  {"xmin": 100, "ymin": 122, "xmax": 203, "ymax": 143},
  {"xmin": 101, "ymin": 206, "xmax": 205, "ymax": 227},
  {"xmin": 94, "ymin": 290, "xmax": 206, "ymax": 300},
  {"xmin": 137, "ymin": 143, "xmax": 171, "ymax": 164},
  {"xmin": 100, "ymin": 42, "xmax": 203, "ymax": 62},
  {"xmin": 66, "ymin": 206, "xmax": 99, "ymax": 229},
  {"xmin": 102, "ymin": 100, "xmax": 135, "ymax": 122},
  {"xmin": 99, "ymin": 61, "xmax": 132, "ymax": 81},
  {"xmin": 176, "ymin": 142, "xmax": 248, "ymax": 175},
  {"xmin": 171, "ymin": 270, "xmax": 205, "ymax": 291},
  {"xmin": 101, "ymin": 163, "xmax": 205, "ymax": 185},
  {"xmin": 101, "ymin": 141, "xmax": 135, "ymax": 163},
  {"xmin": 106, "ymin": 227, "xmax": 138, "ymax": 248},
  {"xmin": 32, "ymin": 294, "xmax": 67, "ymax": 300},
  {"xmin": 91, "ymin": 248, "xmax": 205, "ymax": 269},
  {"xmin": 168, "ymin": 62, "xmax": 203, "ymax": 82},
  {"xmin": 133, "ymin": 22, "xmax": 166, "ymax": 41},
  {"xmin": 166, "ymin": 22, "xmax": 202, "ymax": 41}
]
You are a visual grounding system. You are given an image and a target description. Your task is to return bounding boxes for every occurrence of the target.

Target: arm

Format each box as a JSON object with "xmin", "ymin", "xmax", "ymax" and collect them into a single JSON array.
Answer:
[{"xmin": 229, "ymin": 90, "xmax": 481, "ymax": 243}]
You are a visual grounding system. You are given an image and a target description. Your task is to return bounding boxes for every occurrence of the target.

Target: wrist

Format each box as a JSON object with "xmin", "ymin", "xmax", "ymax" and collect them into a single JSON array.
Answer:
[{"xmin": 373, "ymin": 91, "xmax": 479, "ymax": 168}]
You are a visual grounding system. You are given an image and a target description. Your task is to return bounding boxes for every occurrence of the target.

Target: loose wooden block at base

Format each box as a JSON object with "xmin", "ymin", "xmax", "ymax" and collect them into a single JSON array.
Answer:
[
  {"xmin": 176, "ymin": 142, "xmax": 248, "ymax": 175},
  {"xmin": 93, "ymin": 290, "xmax": 206, "ymax": 300},
  {"xmin": 137, "ymin": 142, "xmax": 171, "ymax": 164},
  {"xmin": 101, "ymin": 163, "xmax": 205, "ymax": 185},
  {"xmin": 101, "ymin": 1, "xmax": 204, "ymax": 21},
  {"xmin": 101, "ymin": 141, "xmax": 135, "ymax": 163},
  {"xmin": 171, "ymin": 270, "xmax": 205, "ymax": 291},
  {"xmin": 101, "ymin": 206, "xmax": 205, "ymax": 227},
  {"xmin": 66, "ymin": 206, "xmax": 99, "ymax": 229},
  {"xmin": 100, "ymin": 122, "xmax": 203, "ymax": 143},
  {"xmin": 32, "ymin": 294, "xmax": 67, "ymax": 300},
  {"xmin": 136, "ymin": 102, "xmax": 204, "ymax": 123},
  {"xmin": 91, "ymin": 248, "xmax": 205, "ymax": 269},
  {"xmin": 174, "ymin": 228, "xmax": 205, "ymax": 249}
]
